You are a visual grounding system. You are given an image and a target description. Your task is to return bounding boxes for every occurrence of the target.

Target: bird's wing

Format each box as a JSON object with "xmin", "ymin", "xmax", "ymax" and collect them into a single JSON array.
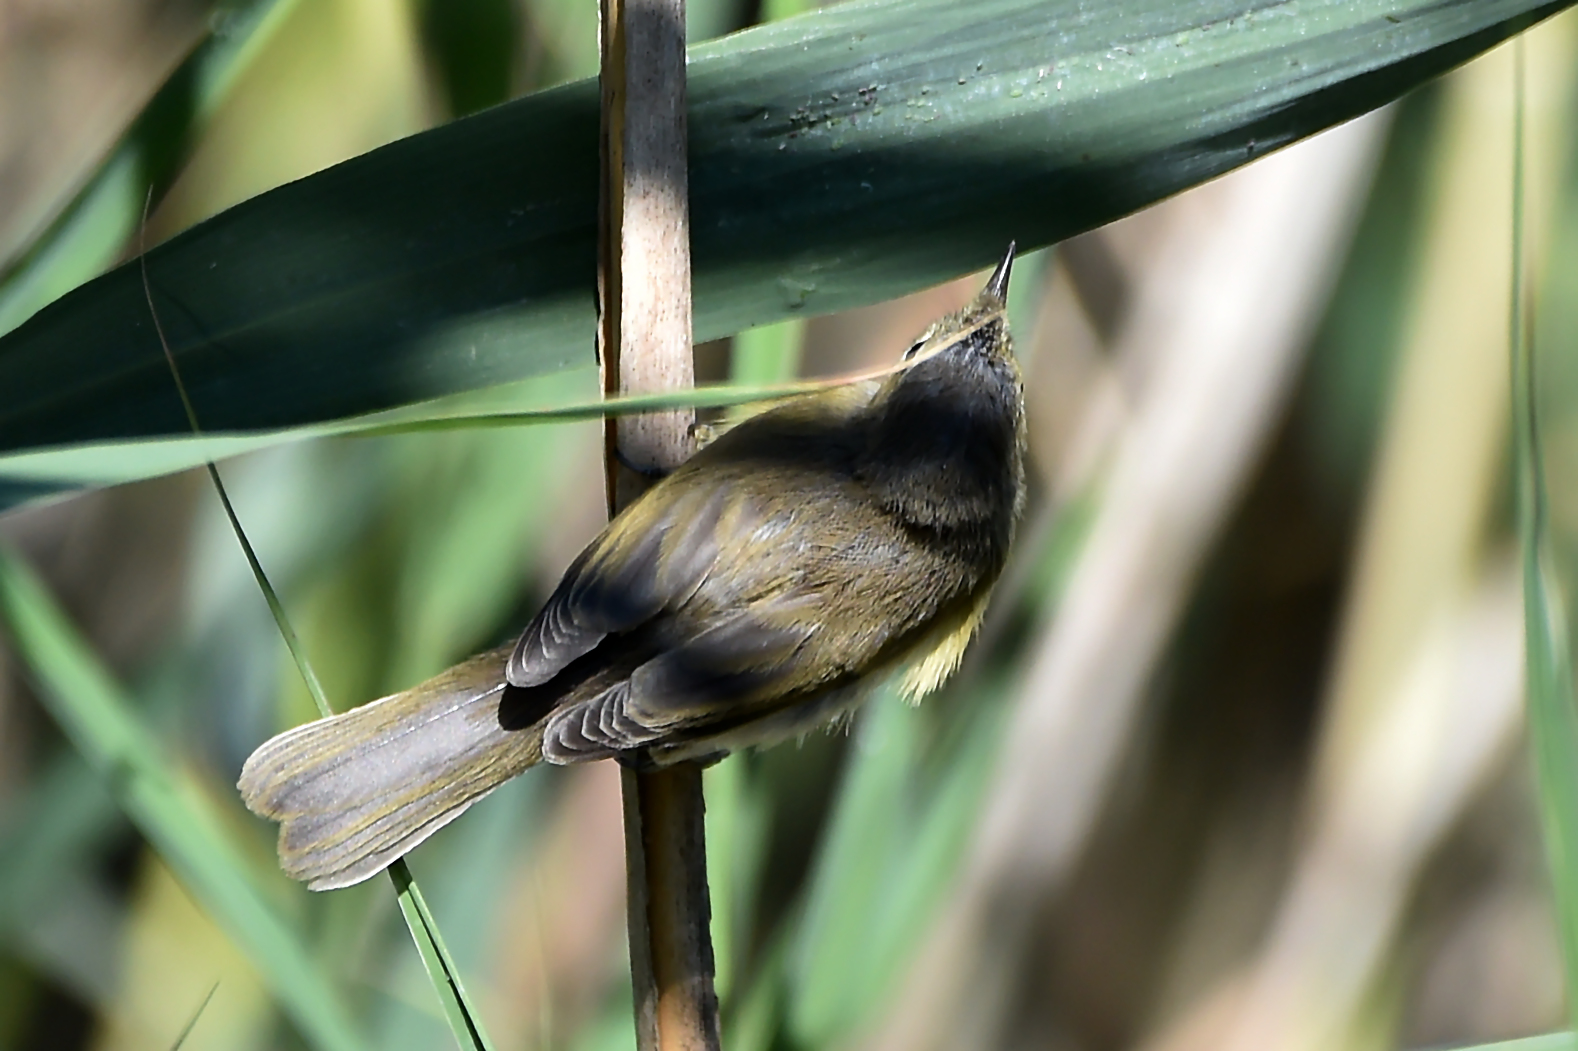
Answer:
[
  {"xmin": 540, "ymin": 596, "xmax": 820, "ymax": 760},
  {"xmin": 506, "ymin": 474, "xmax": 736, "ymax": 688},
  {"xmin": 537, "ymin": 489, "xmax": 972, "ymax": 763},
  {"xmin": 507, "ymin": 382, "xmax": 878, "ymax": 691}
]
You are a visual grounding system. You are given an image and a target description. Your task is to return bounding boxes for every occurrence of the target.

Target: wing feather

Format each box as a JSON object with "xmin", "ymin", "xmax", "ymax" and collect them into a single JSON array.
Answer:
[
  {"xmin": 514, "ymin": 383, "xmax": 985, "ymax": 760},
  {"xmin": 507, "ymin": 480, "xmax": 730, "ymax": 687}
]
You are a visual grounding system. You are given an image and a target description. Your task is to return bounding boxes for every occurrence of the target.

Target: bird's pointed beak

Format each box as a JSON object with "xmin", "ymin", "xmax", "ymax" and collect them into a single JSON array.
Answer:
[{"xmin": 984, "ymin": 242, "xmax": 1016, "ymax": 303}]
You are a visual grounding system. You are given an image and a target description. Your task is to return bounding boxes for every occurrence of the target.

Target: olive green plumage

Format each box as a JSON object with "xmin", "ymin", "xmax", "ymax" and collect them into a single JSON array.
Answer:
[{"xmin": 239, "ymin": 245, "xmax": 1027, "ymax": 891}]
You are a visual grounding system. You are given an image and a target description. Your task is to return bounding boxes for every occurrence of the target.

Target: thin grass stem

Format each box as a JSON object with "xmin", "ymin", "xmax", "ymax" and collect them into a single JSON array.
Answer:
[{"xmin": 140, "ymin": 197, "xmax": 495, "ymax": 1051}]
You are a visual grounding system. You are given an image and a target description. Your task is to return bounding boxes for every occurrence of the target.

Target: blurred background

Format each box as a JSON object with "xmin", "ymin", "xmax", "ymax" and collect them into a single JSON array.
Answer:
[{"xmin": 1, "ymin": 1, "xmax": 1577, "ymax": 1050}]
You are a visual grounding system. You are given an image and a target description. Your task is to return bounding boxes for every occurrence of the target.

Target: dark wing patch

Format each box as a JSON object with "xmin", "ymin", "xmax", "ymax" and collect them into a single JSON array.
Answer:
[
  {"xmin": 506, "ymin": 545, "xmax": 636, "ymax": 688},
  {"xmin": 507, "ymin": 480, "xmax": 731, "ymax": 688},
  {"xmin": 539, "ymin": 600, "xmax": 817, "ymax": 762},
  {"xmin": 542, "ymin": 682, "xmax": 664, "ymax": 761},
  {"xmin": 626, "ymin": 609, "xmax": 815, "ymax": 714}
]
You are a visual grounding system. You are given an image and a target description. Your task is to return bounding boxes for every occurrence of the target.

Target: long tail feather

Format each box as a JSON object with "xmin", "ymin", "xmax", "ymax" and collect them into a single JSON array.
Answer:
[{"xmin": 239, "ymin": 646, "xmax": 544, "ymax": 890}]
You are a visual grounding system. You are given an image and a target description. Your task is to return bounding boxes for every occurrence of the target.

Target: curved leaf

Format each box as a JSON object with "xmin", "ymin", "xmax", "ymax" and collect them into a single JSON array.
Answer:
[{"xmin": 0, "ymin": 0, "xmax": 1569, "ymax": 495}]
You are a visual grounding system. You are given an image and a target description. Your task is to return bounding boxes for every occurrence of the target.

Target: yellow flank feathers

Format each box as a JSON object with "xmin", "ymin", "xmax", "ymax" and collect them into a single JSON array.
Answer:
[{"xmin": 894, "ymin": 589, "xmax": 994, "ymax": 703}]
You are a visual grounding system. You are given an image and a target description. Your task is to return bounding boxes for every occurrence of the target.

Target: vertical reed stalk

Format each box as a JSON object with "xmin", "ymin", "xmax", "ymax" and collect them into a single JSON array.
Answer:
[{"xmin": 596, "ymin": 0, "xmax": 721, "ymax": 1047}]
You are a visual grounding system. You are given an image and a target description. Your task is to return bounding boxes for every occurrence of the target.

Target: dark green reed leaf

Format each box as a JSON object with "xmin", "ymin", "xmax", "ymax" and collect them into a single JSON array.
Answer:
[{"xmin": 0, "ymin": 0, "xmax": 1569, "ymax": 509}]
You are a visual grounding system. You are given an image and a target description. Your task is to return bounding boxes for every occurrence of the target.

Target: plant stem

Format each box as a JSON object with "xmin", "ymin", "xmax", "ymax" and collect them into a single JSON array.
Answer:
[
  {"xmin": 622, "ymin": 765, "xmax": 721, "ymax": 1050},
  {"xmin": 596, "ymin": 0, "xmax": 721, "ymax": 1047}
]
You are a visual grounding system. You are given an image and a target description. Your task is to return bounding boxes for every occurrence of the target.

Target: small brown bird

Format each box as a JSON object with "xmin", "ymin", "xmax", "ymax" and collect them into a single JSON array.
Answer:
[{"xmin": 240, "ymin": 245, "xmax": 1026, "ymax": 890}]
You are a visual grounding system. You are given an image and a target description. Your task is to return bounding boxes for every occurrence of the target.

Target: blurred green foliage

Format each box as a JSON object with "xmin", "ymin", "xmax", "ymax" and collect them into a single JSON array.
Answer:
[{"xmin": 1, "ymin": 3, "xmax": 1578, "ymax": 1051}]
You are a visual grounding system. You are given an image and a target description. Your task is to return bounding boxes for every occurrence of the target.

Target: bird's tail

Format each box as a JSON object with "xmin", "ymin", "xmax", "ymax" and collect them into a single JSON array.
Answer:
[{"xmin": 238, "ymin": 645, "xmax": 545, "ymax": 890}]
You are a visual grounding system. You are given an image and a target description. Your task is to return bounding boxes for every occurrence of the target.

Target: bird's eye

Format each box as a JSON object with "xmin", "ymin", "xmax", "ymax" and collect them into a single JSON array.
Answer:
[{"xmin": 903, "ymin": 339, "xmax": 927, "ymax": 361}]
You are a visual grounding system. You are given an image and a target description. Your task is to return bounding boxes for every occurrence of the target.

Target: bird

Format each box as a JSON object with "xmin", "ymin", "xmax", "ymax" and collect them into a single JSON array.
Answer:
[{"xmin": 239, "ymin": 243, "xmax": 1027, "ymax": 890}]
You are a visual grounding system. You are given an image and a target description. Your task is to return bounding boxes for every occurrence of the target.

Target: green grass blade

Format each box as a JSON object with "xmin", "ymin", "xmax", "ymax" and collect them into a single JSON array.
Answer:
[
  {"xmin": 0, "ymin": 371, "xmax": 870, "ymax": 506},
  {"xmin": 389, "ymin": 860, "xmax": 498, "ymax": 1051},
  {"xmin": 201, "ymin": 459, "xmax": 332, "ymax": 718},
  {"xmin": 0, "ymin": 0, "xmax": 1567, "ymax": 469},
  {"xmin": 148, "ymin": 240, "xmax": 497, "ymax": 1051},
  {"xmin": 142, "ymin": 222, "xmax": 335, "ymax": 719},
  {"xmin": 0, "ymin": 547, "xmax": 366, "ymax": 1051},
  {"xmin": 1434, "ymin": 1036, "xmax": 1576, "ymax": 1051},
  {"xmin": 198, "ymin": 462, "xmax": 496, "ymax": 1051},
  {"xmin": 0, "ymin": 365, "xmax": 946, "ymax": 509},
  {"xmin": 169, "ymin": 981, "xmax": 221, "ymax": 1051},
  {"xmin": 1510, "ymin": 34, "xmax": 1578, "ymax": 1036},
  {"xmin": 0, "ymin": 151, "xmax": 146, "ymax": 342}
]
